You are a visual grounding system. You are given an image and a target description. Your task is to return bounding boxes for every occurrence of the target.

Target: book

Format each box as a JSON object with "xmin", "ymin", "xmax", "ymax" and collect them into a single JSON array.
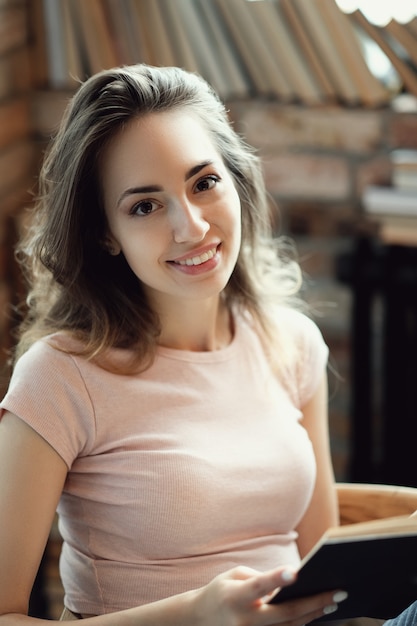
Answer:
[
  {"xmin": 245, "ymin": 0, "xmax": 324, "ymax": 105},
  {"xmin": 214, "ymin": 0, "xmax": 291, "ymax": 98},
  {"xmin": 362, "ymin": 185, "xmax": 417, "ymax": 217},
  {"xmin": 315, "ymin": 0, "xmax": 390, "ymax": 107},
  {"xmin": 41, "ymin": 0, "xmax": 68, "ymax": 88},
  {"xmin": 384, "ymin": 18, "xmax": 417, "ymax": 70},
  {"xmin": 194, "ymin": 0, "xmax": 250, "ymax": 99},
  {"xmin": 270, "ymin": 514, "xmax": 417, "ymax": 621},
  {"xmin": 102, "ymin": 0, "xmax": 136, "ymax": 66},
  {"xmin": 29, "ymin": 0, "xmax": 49, "ymax": 88},
  {"xmin": 71, "ymin": 0, "xmax": 119, "ymax": 75},
  {"xmin": 139, "ymin": 0, "xmax": 178, "ymax": 68},
  {"xmin": 166, "ymin": 0, "xmax": 230, "ymax": 97},
  {"xmin": 405, "ymin": 16, "xmax": 417, "ymax": 40},
  {"xmin": 61, "ymin": 0, "xmax": 84, "ymax": 87},
  {"xmin": 391, "ymin": 150, "xmax": 417, "ymax": 192},
  {"xmin": 287, "ymin": 0, "xmax": 361, "ymax": 105},
  {"xmin": 372, "ymin": 215, "xmax": 417, "ymax": 247},
  {"xmin": 156, "ymin": 0, "xmax": 200, "ymax": 72},
  {"xmin": 278, "ymin": 0, "xmax": 336, "ymax": 100},
  {"xmin": 125, "ymin": 0, "xmax": 156, "ymax": 65},
  {"xmin": 350, "ymin": 9, "xmax": 417, "ymax": 98}
]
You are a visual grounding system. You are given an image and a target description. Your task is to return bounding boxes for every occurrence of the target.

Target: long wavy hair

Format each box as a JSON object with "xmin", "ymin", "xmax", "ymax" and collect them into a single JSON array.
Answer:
[{"xmin": 15, "ymin": 63, "xmax": 303, "ymax": 372}]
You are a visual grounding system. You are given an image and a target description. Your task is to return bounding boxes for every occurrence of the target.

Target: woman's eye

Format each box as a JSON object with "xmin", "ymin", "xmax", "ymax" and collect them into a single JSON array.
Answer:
[
  {"xmin": 194, "ymin": 175, "xmax": 220, "ymax": 193},
  {"xmin": 130, "ymin": 199, "xmax": 161, "ymax": 216}
]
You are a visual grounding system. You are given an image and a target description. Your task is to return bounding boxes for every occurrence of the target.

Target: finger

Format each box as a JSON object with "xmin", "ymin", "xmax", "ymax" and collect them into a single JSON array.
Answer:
[
  {"xmin": 239, "ymin": 567, "xmax": 298, "ymax": 604},
  {"xmin": 260, "ymin": 590, "xmax": 349, "ymax": 626}
]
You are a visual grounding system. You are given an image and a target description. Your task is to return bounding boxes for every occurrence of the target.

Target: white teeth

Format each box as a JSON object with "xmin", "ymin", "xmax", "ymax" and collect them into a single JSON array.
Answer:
[{"xmin": 177, "ymin": 247, "xmax": 216, "ymax": 266}]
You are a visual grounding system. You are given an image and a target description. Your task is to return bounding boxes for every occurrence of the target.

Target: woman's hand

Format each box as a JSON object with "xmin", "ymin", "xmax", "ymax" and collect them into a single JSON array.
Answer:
[{"xmin": 192, "ymin": 565, "xmax": 347, "ymax": 626}]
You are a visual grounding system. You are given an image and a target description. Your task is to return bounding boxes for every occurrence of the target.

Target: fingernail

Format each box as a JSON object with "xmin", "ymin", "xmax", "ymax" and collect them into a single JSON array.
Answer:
[
  {"xmin": 281, "ymin": 568, "xmax": 296, "ymax": 582},
  {"xmin": 323, "ymin": 604, "xmax": 338, "ymax": 615},
  {"xmin": 333, "ymin": 591, "xmax": 348, "ymax": 603}
]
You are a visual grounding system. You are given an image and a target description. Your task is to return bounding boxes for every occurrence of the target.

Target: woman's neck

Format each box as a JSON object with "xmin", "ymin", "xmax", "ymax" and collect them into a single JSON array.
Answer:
[{"xmin": 156, "ymin": 298, "xmax": 233, "ymax": 352}]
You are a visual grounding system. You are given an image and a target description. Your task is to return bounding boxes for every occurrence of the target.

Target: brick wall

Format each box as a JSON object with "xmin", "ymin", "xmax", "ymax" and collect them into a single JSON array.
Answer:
[{"xmin": 0, "ymin": 0, "xmax": 37, "ymax": 397}]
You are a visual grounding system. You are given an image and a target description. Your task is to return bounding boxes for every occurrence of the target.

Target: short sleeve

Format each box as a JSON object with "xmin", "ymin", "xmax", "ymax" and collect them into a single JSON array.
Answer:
[
  {"xmin": 295, "ymin": 312, "xmax": 329, "ymax": 406},
  {"xmin": 274, "ymin": 308, "xmax": 329, "ymax": 408},
  {"xmin": 0, "ymin": 339, "xmax": 96, "ymax": 468}
]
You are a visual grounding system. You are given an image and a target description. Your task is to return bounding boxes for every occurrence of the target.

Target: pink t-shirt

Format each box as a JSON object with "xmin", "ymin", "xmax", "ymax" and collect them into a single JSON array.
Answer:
[{"xmin": 0, "ymin": 308, "xmax": 328, "ymax": 615}]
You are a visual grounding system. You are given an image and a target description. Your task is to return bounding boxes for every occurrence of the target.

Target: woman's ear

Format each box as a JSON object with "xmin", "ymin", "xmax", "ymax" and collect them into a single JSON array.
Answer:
[{"xmin": 102, "ymin": 236, "xmax": 121, "ymax": 256}]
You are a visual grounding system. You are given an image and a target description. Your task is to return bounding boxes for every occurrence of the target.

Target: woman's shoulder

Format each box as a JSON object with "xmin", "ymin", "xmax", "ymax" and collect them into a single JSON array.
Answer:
[
  {"xmin": 240, "ymin": 305, "xmax": 329, "ymax": 408},
  {"xmin": 13, "ymin": 332, "xmax": 90, "ymax": 381},
  {"xmin": 272, "ymin": 305, "xmax": 325, "ymax": 344},
  {"xmin": 240, "ymin": 304, "xmax": 324, "ymax": 345}
]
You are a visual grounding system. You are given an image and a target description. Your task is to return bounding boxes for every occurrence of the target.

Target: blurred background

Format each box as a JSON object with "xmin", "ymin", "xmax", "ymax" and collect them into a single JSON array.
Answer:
[{"xmin": 1, "ymin": 0, "xmax": 417, "ymax": 618}]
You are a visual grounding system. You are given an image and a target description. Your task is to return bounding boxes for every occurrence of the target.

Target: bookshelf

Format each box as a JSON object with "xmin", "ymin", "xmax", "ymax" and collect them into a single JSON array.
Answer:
[{"xmin": 34, "ymin": 0, "xmax": 417, "ymax": 107}]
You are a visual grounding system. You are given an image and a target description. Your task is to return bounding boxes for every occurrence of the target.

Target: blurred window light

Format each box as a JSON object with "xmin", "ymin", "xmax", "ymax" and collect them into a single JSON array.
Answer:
[{"xmin": 335, "ymin": 0, "xmax": 417, "ymax": 25}]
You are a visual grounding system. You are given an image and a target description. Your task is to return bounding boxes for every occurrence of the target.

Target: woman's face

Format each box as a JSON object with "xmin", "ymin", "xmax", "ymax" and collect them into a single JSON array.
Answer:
[{"xmin": 101, "ymin": 110, "xmax": 242, "ymax": 313}]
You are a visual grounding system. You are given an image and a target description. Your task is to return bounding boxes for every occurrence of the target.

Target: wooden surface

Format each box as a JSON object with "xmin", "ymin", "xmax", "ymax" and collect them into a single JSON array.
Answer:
[{"xmin": 337, "ymin": 482, "xmax": 417, "ymax": 525}]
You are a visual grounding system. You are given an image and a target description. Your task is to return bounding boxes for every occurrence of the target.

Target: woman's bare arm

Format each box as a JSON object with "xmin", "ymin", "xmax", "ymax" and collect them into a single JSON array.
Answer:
[{"xmin": 296, "ymin": 374, "xmax": 339, "ymax": 558}]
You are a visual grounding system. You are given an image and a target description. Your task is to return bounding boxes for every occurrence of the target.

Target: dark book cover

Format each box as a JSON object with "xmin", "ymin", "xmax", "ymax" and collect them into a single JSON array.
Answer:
[{"xmin": 271, "ymin": 528, "xmax": 417, "ymax": 621}]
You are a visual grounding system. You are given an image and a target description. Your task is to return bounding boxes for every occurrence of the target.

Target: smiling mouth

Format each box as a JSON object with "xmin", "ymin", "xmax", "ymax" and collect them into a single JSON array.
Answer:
[{"xmin": 173, "ymin": 246, "xmax": 217, "ymax": 267}]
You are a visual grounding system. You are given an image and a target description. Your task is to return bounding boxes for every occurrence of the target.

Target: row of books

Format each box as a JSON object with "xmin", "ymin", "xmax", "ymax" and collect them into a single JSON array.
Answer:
[
  {"xmin": 363, "ymin": 149, "xmax": 417, "ymax": 246},
  {"xmin": 37, "ymin": 0, "xmax": 417, "ymax": 107}
]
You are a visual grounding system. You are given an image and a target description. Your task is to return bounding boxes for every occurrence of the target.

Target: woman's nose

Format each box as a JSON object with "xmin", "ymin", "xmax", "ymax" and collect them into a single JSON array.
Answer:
[{"xmin": 171, "ymin": 198, "xmax": 210, "ymax": 243}]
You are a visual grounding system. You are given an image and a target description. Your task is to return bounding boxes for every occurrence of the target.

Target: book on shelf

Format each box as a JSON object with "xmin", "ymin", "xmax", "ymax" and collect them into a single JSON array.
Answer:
[
  {"xmin": 245, "ymin": 0, "xmax": 324, "ymax": 105},
  {"xmin": 287, "ymin": 0, "xmax": 362, "ymax": 105},
  {"xmin": 405, "ymin": 16, "xmax": 417, "ymax": 39},
  {"xmin": 61, "ymin": 0, "xmax": 84, "ymax": 87},
  {"xmin": 193, "ymin": 0, "xmax": 250, "ymax": 99},
  {"xmin": 102, "ymin": 0, "xmax": 138, "ymax": 66},
  {"xmin": 373, "ymin": 215, "xmax": 417, "ymax": 247},
  {"xmin": 362, "ymin": 185, "xmax": 417, "ymax": 217},
  {"xmin": 165, "ymin": 0, "xmax": 234, "ymax": 98},
  {"xmin": 391, "ymin": 150, "xmax": 417, "ymax": 193},
  {"xmin": 41, "ymin": 0, "xmax": 68, "ymax": 88},
  {"xmin": 156, "ymin": 0, "xmax": 200, "ymax": 73},
  {"xmin": 36, "ymin": 0, "xmax": 417, "ymax": 105},
  {"xmin": 73, "ymin": 0, "xmax": 120, "ymax": 74},
  {"xmin": 214, "ymin": 0, "xmax": 293, "ymax": 98},
  {"xmin": 350, "ymin": 9, "xmax": 417, "ymax": 98},
  {"xmin": 384, "ymin": 18, "xmax": 417, "ymax": 70},
  {"xmin": 140, "ymin": 0, "xmax": 178, "ymax": 68},
  {"xmin": 124, "ymin": 0, "xmax": 157, "ymax": 65},
  {"xmin": 278, "ymin": 0, "xmax": 336, "ymax": 100},
  {"xmin": 270, "ymin": 513, "xmax": 417, "ymax": 621},
  {"xmin": 315, "ymin": 0, "xmax": 390, "ymax": 107},
  {"xmin": 30, "ymin": 0, "xmax": 49, "ymax": 88}
]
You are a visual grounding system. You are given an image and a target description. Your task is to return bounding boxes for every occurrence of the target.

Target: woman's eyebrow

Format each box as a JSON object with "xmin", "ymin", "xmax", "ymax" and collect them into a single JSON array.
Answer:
[
  {"xmin": 185, "ymin": 160, "xmax": 214, "ymax": 181},
  {"xmin": 116, "ymin": 184, "xmax": 162, "ymax": 207}
]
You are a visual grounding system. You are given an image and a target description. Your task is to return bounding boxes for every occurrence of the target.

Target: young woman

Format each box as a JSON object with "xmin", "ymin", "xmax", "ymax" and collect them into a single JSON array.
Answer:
[{"xmin": 0, "ymin": 64, "xmax": 343, "ymax": 624}]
